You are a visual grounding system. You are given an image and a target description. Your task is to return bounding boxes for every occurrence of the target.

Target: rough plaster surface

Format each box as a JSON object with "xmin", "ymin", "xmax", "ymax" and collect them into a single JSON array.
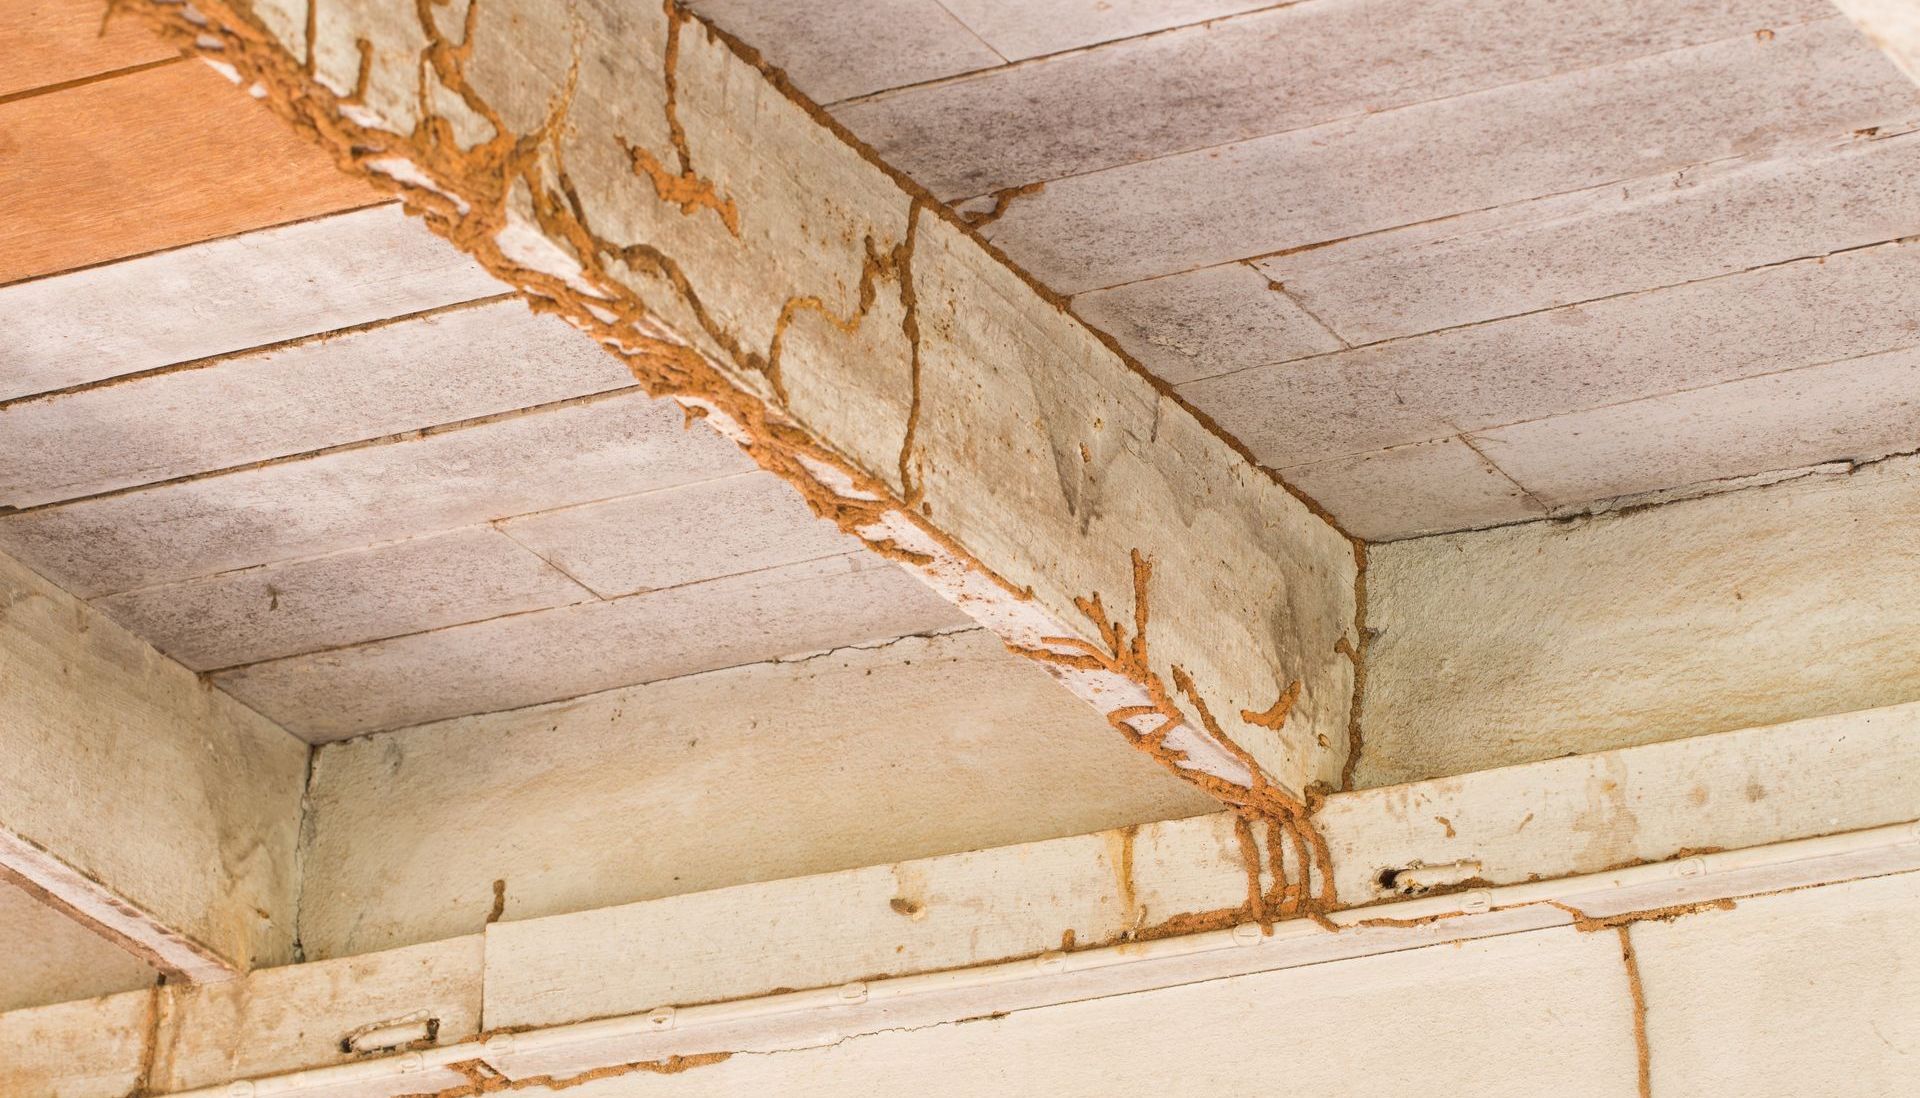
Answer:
[
  {"xmin": 1361, "ymin": 454, "xmax": 1920, "ymax": 785},
  {"xmin": 0, "ymin": 877, "xmax": 154, "ymax": 1013},
  {"xmin": 127, "ymin": 0, "xmax": 1358, "ymax": 804},
  {"xmin": 0, "ymin": 549, "xmax": 308, "ymax": 971},
  {"xmin": 297, "ymin": 629, "xmax": 1216, "ymax": 960},
  {"xmin": 1634, "ymin": 870, "xmax": 1920, "ymax": 1095}
]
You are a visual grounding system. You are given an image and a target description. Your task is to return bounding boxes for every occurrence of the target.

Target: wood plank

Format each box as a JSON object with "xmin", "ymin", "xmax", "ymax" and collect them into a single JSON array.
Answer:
[
  {"xmin": 1362, "ymin": 455, "xmax": 1920, "ymax": 785},
  {"xmin": 0, "ymin": 59, "xmax": 376, "ymax": 286},
  {"xmin": 1182, "ymin": 239, "xmax": 1920, "ymax": 471},
  {"xmin": 979, "ymin": 19, "xmax": 1917, "ymax": 292},
  {"xmin": 498, "ymin": 471, "xmax": 860, "ymax": 597},
  {"xmin": 481, "ymin": 698, "xmax": 1920, "ymax": 1032},
  {"xmin": 297, "ymin": 628, "xmax": 1214, "ymax": 960},
  {"xmin": 1256, "ymin": 127, "xmax": 1920, "ymax": 346},
  {"xmin": 1474, "ymin": 342, "xmax": 1920, "ymax": 509},
  {"xmin": 503, "ymin": 929, "xmax": 1639, "ymax": 1097},
  {"xmin": 1, "ymin": 547, "xmax": 308, "ymax": 978},
  {"xmin": 0, "ymin": 202, "xmax": 503, "ymax": 401},
  {"xmin": 689, "ymin": 0, "xmax": 1000, "ymax": 104},
  {"xmin": 0, "ymin": 990, "xmax": 151, "ymax": 1098},
  {"xmin": 1634, "ymin": 872, "xmax": 1920, "ymax": 1096},
  {"xmin": 92, "ymin": 525, "xmax": 593, "ymax": 671},
  {"xmin": 0, "ymin": 391, "xmax": 751, "ymax": 598},
  {"xmin": 836, "ymin": 0, "xmax": 1842, "ymax": 201},
  {"xmin": 149, "ymin": 936, "xmax": 484, "ymax": 1094},
  {"xmin": 1069, "ymin": 262, "xmax": 1342, "ymax": 385},
  {"xmin": 211, "ymin": 551, "xmax": 973, "ymax": 740},
  {"xmin": 1281, "ymin": 436, "xmax": 1545, "ymax": 541},
  {"xmin": 0, "ymin": 0, "xmax": 177, "ymax": 99},
  {"xmin": 937, "ymin": 0, "xmax": 1270, "ymax": 62},
  {"xmin": 0, "ymin": 300, "xmax": 636, "ymax": 507},
  {"xmin": 0, "ymin": 875, "xmax": 154, "ymax": 1013}
]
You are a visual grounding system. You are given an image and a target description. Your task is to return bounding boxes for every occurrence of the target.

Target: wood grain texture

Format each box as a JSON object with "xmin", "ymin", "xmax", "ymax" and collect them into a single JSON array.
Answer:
[
  {"xmin": 0, "ymin": 0, "xmax": 178, "ymax": 99},
  {"xmin": 0, "ymin": 59, "xmax": 376, "ymax": 285},
  {"xmin": 0, "ymin": 202, "xmax": 503, "ymax": 401}
]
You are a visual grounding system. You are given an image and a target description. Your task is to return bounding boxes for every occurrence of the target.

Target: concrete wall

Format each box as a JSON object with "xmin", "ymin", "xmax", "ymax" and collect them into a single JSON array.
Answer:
[
  {"xmin": 297, "ymin": 628, "xmax": 1217, "ymax": 959},
  {"xmin": 1359, "ymin": 453, "xmax": 1920, "ymax": 785}
]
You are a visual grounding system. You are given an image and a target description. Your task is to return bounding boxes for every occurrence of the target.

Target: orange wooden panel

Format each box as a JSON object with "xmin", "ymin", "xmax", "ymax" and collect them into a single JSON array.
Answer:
[
  {"xmin": 0, "ymin": 0, "xmax": 180, "ymax": 99},
  {"xmin": 0, "ymin": 60, "xmax": 379, "ymax": 285}
]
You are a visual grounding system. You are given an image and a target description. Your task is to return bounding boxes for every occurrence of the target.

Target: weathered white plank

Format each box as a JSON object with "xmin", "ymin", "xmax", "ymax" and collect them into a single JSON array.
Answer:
[
  {"xmin": 481, "ymin": 698, "xmax": 1920, "ymax": 1032},
  {"xmin": 937, "ymin": 0, "xmax": 1271, "ymax": 61},
  {"xmin": 0, "ymin": 990, "xmax": 152, "ymax": 1098},
  {"xmin": 0, "ymin": 391, "xmax": 752, "ymax": 597},
  {"xmin": 213, "ymin": 552, "xmax": 971, "ymax": 740},
  {"xmin": 1473, "ymin": 342, "xmax": 1920, "ymax": 509},
  {"xmin": 1362, "ymin": 453, "xmax": 1920, "ymax": 784},
  {"xmin": 1282, "ymin": 436, "xmax": 1545, "ymax": 541},
  {"xmin": 0, "ymin": 203, "xmax": 501, "ymax": 401},
  {"xmin": 1184, "ymin": 239, "xmax": 1920, "ymax": 471},
  {"xmin": 1634, "ymin": 871, "xmax": 1920, "ymax": 1097},
  {"xmin": 297, "ymin": 628, "xmax": 1215, "ymax": 960},
  {"xmin": 1256, "ymin": 128, "xmax": 1920, "ymax": 345},
  {"xmin": 149, "ymin": 936, "xmax": 484, "ymax": 1094},
  {"xmin": 0, "ymin": 300, "xmax": 635, "ymax": 508},
  {"xmin": 535, "ymin": 929, "xmax": 1639, "ymax": 1097},
  {"xmin": 837, "ymin": 0, "xmax": 1838, "ymax": 200},
  {"xmin": 1069, "ymin": 263, "xmax": 1343, "ymax": 385},
  {"xmin": 689, "ymin": 0, "xmax": 1001, "ymax": 105},
  {"xmin": 92, "ymin": 525, "xmax": 593, "ymax": 671},
  {"xmin": 982, "ymin": 19, "xmax": 1915, "ymax": 292},
  {"xmin": 0, "ymin": 875, "xmax": 155, "ymax": 1013},
  {"xmin": 498, "ymin": 471, "xmax": 857, "ymax": 597},
  {"xmin": 1, "ymin": 549, "xmax": 308, "ymax": 977}
]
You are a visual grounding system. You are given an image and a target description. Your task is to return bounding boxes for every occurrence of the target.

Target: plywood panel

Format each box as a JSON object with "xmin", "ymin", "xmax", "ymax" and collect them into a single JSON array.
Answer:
[
  {"xmin": 0, "ymin": 300, "xmax": 635, "ymax": 507},
  {"xmin": 1070, "ymin": 262, "xmax": 1342, "ymax": 385},
  {"xmin": 979, "ymin": 19, "xmax": 1915, "ymax": 292},
  {"xmin": 1475, "ymin": 343, "xmax": 1920, "ymax": 509},
  {"xmin": 0, "ymin": 203, "xmax": 503, "ymax": 401},
  {"xmin": 93, "ymin": 526, "xmax": 593, "ymax": 670},
  {"xmin": 0, "ymin": 59, "xmax": 376, "ymax": 285},
  {"xmin": 1184, "ymin": 240, "xmax": 1920, "ymax": 471},
  {"xmin": 297, "ymin": 628, "xmax": 1215, "ymax": 959},
  {"xmin": 0, "ymin": 391, "xmax": 752, "ymax": 597},
  {"xmin": 838, "ymin": 0, "xmax": 1841, "ymax": 200},
  {"xmin": 499, "ymin": 471, "xmax": 858, "ymax": 597},
  {"xmin": 938, "ymin": 0, "xmax": 1270, "ymax": 61},
  {"xmin": 1284, "ymin": 437, "xmax": 1545, "ymax": 541},
  {"xmin": 1258, "ymin": 129, "xmax": 1920, "ymax": 346},
  {"xmin": 214, "ymin": 551, "xmax": 971, "ymax": 739},
  {"xmin": 689, "ymin": 0, "xmax": 1000, "ymax": 104},
  {"xmin": 0, "ymin": 0, "xmax": 177, "ymax": 99}
]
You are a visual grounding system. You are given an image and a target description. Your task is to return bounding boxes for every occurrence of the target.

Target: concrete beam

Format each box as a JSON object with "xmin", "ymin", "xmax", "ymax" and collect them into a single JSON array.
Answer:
[
  {"xmin": 12, "ymin": 700, "xmax": 1915, "ymax": 1095},
  {"xmin": 117, "ymin": 0, "xmax": 1361, "ymax": 813},
  {"xmin": 0, "ymin": 550, "xmax": 308, "ymax": 981},
  {"xmin": 1834, "ymin": 0, "xmax": 1920, "ymax": 84}
]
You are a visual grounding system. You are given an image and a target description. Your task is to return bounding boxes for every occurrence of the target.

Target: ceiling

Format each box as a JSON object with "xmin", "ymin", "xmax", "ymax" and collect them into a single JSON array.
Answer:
[
  {"xmin": 696, "ymin": 0, "xmax": 1920, "ymax": 539},
  {"xmin": 0, "ymin": 16, "xmax": 970, "ymax": 743}
]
